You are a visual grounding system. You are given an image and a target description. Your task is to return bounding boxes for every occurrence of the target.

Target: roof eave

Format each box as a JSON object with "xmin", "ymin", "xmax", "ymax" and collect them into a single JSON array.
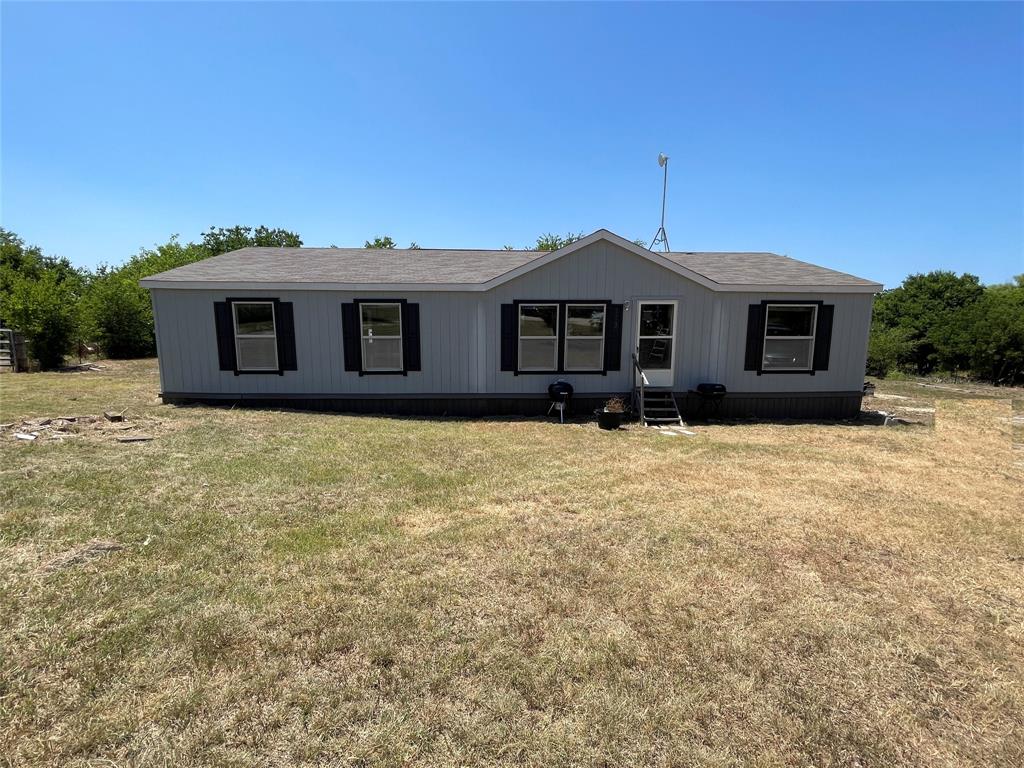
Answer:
[{"xmin": 139, "ymin": 278, "xmax": 883, "ymax": 293}]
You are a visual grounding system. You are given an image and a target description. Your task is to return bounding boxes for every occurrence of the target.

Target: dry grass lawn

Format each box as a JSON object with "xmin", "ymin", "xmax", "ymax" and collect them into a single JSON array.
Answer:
[{"xmin": 1, "ymin": 360, "xmax": 1021, "ymax": 767}]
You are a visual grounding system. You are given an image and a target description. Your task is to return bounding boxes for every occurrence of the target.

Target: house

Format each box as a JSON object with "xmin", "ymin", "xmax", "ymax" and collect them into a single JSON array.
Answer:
[{"xmin": 140, "ymin": 229, "xmax": 882, "ymax": 420}]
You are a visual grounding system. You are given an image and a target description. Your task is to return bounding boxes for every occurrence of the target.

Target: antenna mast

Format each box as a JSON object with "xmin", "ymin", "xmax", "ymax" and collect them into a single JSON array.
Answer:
[{"xmin": 650, "ymin": 153, "xmax": 670, "ymax": 252}]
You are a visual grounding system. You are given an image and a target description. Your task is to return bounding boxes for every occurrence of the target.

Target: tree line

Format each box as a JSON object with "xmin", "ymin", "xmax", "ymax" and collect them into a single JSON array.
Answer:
[
  {"xmin": 867, "ymin": 271, "xmax": 1023, "ymax": 385},
  {"xmin": 3, "ymin": 226, "xmax": 1019, "ymax": 383}
]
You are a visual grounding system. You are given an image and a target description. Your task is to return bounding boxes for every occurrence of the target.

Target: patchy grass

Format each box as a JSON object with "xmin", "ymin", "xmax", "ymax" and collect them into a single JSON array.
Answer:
[{"xmin": 1, "ymin": 360, "xmax": 1021, "ymax": 767}]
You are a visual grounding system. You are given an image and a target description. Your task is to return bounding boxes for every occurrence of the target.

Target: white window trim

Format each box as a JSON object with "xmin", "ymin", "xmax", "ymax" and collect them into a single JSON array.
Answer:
[
  {"xmin": 762, "ymin": 303, "xmax": 817, "ymax": 371},
  {"xmin": 518, "ymin": 303, "xmax": 559, "ymax": 371},
  {"xmin": 563, "ymin": 303, "xmax": 606, "ymax": 371},
  {"xmin": 232, "ymin": 301, "xmax": 278, "ymax": 371},
  {"xmin": 360, "ymin": 302, "xmax": 404, "ymax": 372}
]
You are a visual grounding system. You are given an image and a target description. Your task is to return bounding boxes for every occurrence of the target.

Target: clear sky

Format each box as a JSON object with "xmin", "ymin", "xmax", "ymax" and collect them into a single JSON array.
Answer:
[{"xmin": 2, "ymin": 1, "xmax": 1022, "ymax": 288}]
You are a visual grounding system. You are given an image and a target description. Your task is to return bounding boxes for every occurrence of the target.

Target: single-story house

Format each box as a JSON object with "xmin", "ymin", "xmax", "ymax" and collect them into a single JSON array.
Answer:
[{"xmin": 140, "ymin": 229, "xmax": 882, "ymax": 420}]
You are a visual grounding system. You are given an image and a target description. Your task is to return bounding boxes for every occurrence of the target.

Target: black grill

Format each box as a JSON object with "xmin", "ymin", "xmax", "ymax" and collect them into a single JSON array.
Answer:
[
  {"xmin": 694, "ymin": 382, "xmax": 727, "ymax": 400},
  {"xmin": 548, "ymin": 380, "xmax": 574, "ymax": 403}
]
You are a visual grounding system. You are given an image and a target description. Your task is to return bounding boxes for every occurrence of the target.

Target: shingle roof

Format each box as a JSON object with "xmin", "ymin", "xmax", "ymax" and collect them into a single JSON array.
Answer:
[
  {"xmin": 663, "ymin": 252, "xmax": 877, "ymax": 287},
  {"xmin": 141, "ymin": 231, "xmax": 881, "ymax": 292},
  {"xmin": 145, "ymin": 247, "xmax": 542, "ymax": 285}
]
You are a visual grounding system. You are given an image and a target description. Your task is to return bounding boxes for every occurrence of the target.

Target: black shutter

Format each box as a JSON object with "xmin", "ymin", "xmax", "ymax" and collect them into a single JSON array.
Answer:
[
  {"xmin": 214, "ymin": 301, "xmax": 236, "ymax": 371},
  {"xmin": 402, "ymin": 303, "xmax": 421, "ymax": 372},
  {"xmin": 276, "ymin": 301, "xmax": 297, "ymax": 372},
  {"xmin": 813, "ymin": 304, "xmax": 835, "ymax": 371},
  {"xmin": 341, "ymin": 303, "xmax": 361, "ymax": 372},
  {"xmin": 604, "ymin": 303, "xmax": 624, "ymax": 371},
  {"xmin": 744, "ymin": 304, "xmax": 765, "ymax": 372},
  {"xmin": 500, "ymin": 304, "xmax": 517, "ymax": 372}
]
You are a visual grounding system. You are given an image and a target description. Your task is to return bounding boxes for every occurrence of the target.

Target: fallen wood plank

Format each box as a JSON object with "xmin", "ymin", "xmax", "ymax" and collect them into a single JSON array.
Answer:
[
  {"xmin": 15, "ymin": 433, "xmax": 37, "ymax": 441},
  {"xmin": 117, "ymin": 435, "xmax": 153, "ymax": 443},
  {"xmin": 104, "ymin": 410, "xmax": 124, "ymax": 422}
]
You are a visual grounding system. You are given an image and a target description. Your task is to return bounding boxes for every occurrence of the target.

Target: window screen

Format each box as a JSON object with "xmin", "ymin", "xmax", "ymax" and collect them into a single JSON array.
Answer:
[
  {"xmin": 564, "ymin": 304, "xmax": 605, "ymax": 370},
  {"xmin": 233, "ymin": 302, "xmax": 278, "ymax": 371},
  {"xmin": 518, "ymin": 304, "xmax": 558, "ymax": 371},
  {"xmin": 762, "ymin": 305, "xmax": 816, "ymax": 371},
  {"xmin": 360, "ymin": 303, "xmax": 403, "ymax": 371}
]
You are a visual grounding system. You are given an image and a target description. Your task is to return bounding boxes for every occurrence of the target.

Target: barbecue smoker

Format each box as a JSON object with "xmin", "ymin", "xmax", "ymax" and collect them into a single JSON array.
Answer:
[{"xmin": 547, "ymin": 380, "xmax": 574, "ymax": 423}]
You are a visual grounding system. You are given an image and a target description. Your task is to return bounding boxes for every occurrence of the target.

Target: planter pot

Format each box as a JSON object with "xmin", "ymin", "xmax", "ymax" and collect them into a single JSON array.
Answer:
[{"xmin": 596, "ymin": 409, "xmax": 624, "ymax": 430}]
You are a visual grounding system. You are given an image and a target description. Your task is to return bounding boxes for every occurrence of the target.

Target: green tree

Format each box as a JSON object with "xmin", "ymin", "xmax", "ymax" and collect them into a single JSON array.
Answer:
[
  {"xmin": 201, "ymin": 225, "xmax": 302, "ymax": 257},
  {"xmin": 866, "ymin": 322, "xmax": 914, "ymax": 378},
  {"xmin": 961, "ymin": 277, "xmax": 1024, "ymax": 385},
  {"xmin": 81, "ymin": 237, "xmax": 208, "ymax": 358},
  {"xmin": 1, "ymin": 229, "xmax": 45, "ymax": 300},
  {"xmin": 4, "ymin": 270, "xmax": 81, "ymax": 369},
  {"xmin": 534, "ymin": 232, "xmax": 584, "ymax": 251},
  {"xmin": 364, "ymin": 236, "xmax": 398, "ymax": 249},
  {"xmin": 870, "ymin": 271, "xmax": 984, "ymax": 374},
  {"xmin": 0, "ymin": 229, "xmax": 86, "ymax": 369}
]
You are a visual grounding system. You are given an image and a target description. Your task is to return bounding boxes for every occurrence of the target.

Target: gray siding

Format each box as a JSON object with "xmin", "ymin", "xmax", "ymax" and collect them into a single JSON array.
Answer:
[{"xmin": 151, "ymin": 241, "xmax": 873, "ymax": 398}]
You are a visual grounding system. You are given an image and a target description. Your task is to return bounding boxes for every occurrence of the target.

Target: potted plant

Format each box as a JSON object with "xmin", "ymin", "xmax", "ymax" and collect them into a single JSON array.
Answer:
[{"xmin": 596, "ymin": 396, "xmax": 626, "ymax": 430}]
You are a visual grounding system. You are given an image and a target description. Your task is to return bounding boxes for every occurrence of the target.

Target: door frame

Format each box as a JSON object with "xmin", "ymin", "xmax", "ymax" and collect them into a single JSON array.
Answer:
[{"xmin": 634, "ymin": 299, "xmax": 677, "ymax": 388}]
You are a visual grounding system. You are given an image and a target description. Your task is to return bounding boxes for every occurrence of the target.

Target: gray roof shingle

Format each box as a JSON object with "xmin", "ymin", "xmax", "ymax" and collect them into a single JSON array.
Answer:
[
  {"xmin": 141, "ymin": 238, "xmax": 880, "ymax": 290},
  {"xmin": 663, "ymin": 251, "xmax": 877, "ymax": 287},
  {"xmin": 144, "ymin": 247, "xmax": 542, "ymax": 285}
]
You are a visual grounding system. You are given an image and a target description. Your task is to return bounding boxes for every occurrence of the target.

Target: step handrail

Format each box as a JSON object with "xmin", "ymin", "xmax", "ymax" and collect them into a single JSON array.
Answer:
[{"xmin": 631, "ymin": 352, "xmax": 648, "ymax": 423}]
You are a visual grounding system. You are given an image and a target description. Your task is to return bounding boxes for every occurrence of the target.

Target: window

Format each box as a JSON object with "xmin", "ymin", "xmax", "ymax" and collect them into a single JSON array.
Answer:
[
  {"xmin": 518, "ymin": 304, "xmax": 558, "ymax": 370},
  {"xmin": 360, "ymin": 303, "xmax": 403, "ymax": 371},
  {"xmin": 233, "ymin": 302, "xmax": 278, "ymax": 371},
  {"xmin": 564, "ymin": 304, "xmax": 605, "ymax": 371},
  {"xmin": 762, "ymin": 304, "xmax": 816, "ymax": 371}
]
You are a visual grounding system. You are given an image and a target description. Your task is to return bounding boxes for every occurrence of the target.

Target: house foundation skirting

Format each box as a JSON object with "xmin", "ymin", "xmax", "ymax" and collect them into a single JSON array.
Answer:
[{"xmin": 161, "ymin": 391, "xmax": 864, "ymax": 420}]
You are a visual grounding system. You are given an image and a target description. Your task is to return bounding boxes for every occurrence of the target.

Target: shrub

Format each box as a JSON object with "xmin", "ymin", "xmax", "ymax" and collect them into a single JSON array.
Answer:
[
  {"xmin": 3, "ymin": 270, "xmax": 80, "ymax": 369},
  {"xmin": 866, "ymin": 323, "xmax": 914, "ymax": 378}
]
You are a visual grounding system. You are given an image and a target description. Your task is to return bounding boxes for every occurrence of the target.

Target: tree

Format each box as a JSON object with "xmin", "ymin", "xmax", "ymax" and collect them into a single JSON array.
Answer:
[
  {"xmin": 81, "ymin": 237, "xmax": 208, "ymax": 358},
  {"xmin": 408, "ymin": 242, "xmax": 422, "ymax": 250},
  {"xmin": 0, "ymin": 228, "xmax": 86, "ymax": 369},
  {"xmin": 201, "ymin": 225, "xmax": 302, "ymax": 257},
  {"xmin": 866, "ymin": 322, "xmax": 914, "ymax": 378},
  {"xmin": 364, "ymin": 236, "xmax": 398, "ymax": 249},
  {"xmin": 4, "ymin": 270, "xmax": 81, "ymax": 369},
  {"xmin": 534, "ymin": 232, "xmax": 584, "ymax": 251},
  {"xmin": 870, "ymin": 271, "xmax": 984, "ymax": 374},
  {"xmin": 633, "ymin": 238, "xmax": 648, "ymax": 249},
  {"xmin": 961, "ymin": 278, "xmax": 1024, "ymax": 385}
]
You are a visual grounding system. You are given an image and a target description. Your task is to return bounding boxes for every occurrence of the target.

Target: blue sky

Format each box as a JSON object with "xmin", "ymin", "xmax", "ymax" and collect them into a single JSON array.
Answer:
[{"xmin": 2, "ymin": 1, "xmax": 1022, "ymax": 287}]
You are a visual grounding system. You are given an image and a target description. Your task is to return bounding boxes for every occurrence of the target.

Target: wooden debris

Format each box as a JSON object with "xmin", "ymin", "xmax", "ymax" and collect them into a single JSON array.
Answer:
[
  {"xmin": 117, "ymin": 435, "xmax": 153, "ymax": 443},
  {"xmin": 15, "ymin": 433, "xmax": 37, "ymax": 441},
  {"xmin": 104, "ymin": 410, "xmax": 124, "ymax": 422}
]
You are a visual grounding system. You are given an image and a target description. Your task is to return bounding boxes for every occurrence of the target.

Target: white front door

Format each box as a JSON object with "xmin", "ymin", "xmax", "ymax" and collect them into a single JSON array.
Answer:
[{"xmin": 635, "ymin": 301, "xmax": 676, "ymax": 388}]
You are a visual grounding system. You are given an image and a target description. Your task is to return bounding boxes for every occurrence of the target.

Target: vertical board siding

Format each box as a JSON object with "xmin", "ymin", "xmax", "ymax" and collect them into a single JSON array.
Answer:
[{"xmin": 150, "ymin": 242, "xmax": 874, "ymax": 397}]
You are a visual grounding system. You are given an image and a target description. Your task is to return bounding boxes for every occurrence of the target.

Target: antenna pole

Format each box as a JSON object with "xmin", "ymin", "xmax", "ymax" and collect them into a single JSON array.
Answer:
[{"xmin": 651, "ymin": 154, "xmax": 670, "ymax": 252}]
